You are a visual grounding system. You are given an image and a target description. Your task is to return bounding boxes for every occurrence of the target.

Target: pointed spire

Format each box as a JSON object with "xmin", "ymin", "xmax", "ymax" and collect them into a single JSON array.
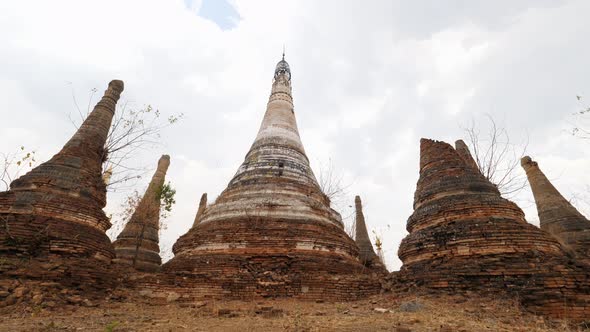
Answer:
[
  {"xmin": 165, "ymin": 57, "xmax": 377, "ymax": 300},
  {"xmin": 354, "ymin": 196, "xmax": 378, "ymax": 263},
  {"xmin": 398, "ymin": 138, "xmax": 590, "ymax": 321},
  {"xmin": 192, "ymin": 193, "xmax": 207, "ymax": 227},
  {"xmin": 273, "ymin": 53, "xmax": 291, "ymax": 84},
  {"xmin": 229, "ymin": 54, "xmax": 314, "ymax": 189},
  {"xmin": 0, "ymin": 80, "xmax": 124, "ymax": 286},
  {"xmin": 10, "ymin": 80, "xmax": 124, "ymax": 209},
  {"xmin": 455, "ymin": 139, "xmax": 479, "ymax": 172},
  {"xmin": 521, "ymin": 156, "xmax": 590, "ymax": 260},
  {"xmin": 113, "ymin": 155, "xmax": 170, "ymax": 271}
]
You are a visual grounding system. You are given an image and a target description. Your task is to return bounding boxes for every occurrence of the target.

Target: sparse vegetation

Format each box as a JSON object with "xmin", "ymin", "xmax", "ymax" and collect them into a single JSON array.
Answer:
[
  {"xmin": 107, "ymin": 181, "xmax": 177, "ymax": 261},
  {"xmin": 69, "ymin": 87, "xmax": 183, "ymax": 192},
  {"xmin": 104, "ymin": 320, "xmax": 120, "ymax": 332},
  {"xmin": 156, "ymin": 181, "xmax": 177, "ymax": 219},
  {"xmin": 462, "ymin": 115, "xmax": 529, "ymax": 199},
  {"xmin": 0, "ymin": 146, "xmax": 36, "ymax": 192},
  {"xmin": 571, "ymin": 95, "xmax": 590, "ymax": 140}
]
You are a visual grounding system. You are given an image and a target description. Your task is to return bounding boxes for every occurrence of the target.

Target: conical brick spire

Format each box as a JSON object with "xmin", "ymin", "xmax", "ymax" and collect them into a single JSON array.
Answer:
[
  {"xmin": 113, "ymin": 155, "xmax": 170, "ymax": 271},
  {"xmin": 454, "ymin": 139, "xmax": 479, "ymax": 172},
  {"xmin": 396, "ymin": 138, "xmax": 590, "ymax": 321},
  {"xmin": 354, "ymin": 195, "xmax": 384, "ymax": 271},
  {"xmin": 10, "ymin": 80, "xmax": 124, "ymax": 212},
  {"xmin": 163, "ymin": 57, "xmax": 379, "ymax": 301},
  {"xmin": 192, "ymin": 193, "xmax": 207, "ymax": 227},
  {"xmin": 521, "ymin": 156, "xmax": 590, "ymax": 261},
  {"xmin": 0, "ymin": 80, "xmax": 124, "ymax": 288}
]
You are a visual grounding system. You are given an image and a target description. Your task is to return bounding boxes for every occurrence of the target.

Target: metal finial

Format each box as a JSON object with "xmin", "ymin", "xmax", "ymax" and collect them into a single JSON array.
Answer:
[{"xmin": 282, "ymin": 45, "xmax": 285, "ymax": 60}]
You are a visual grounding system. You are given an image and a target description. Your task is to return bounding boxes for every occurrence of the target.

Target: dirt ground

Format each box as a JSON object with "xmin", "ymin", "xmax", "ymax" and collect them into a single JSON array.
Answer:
[{"xmin": 0, "ymin": 293, "xmax": 586, "ymax": 332}]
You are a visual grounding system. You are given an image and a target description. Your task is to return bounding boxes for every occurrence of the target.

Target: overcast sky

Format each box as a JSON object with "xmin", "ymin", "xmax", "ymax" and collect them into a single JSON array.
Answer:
[{"xmin": 1, "ymin": 0, "xmax": 589, "ymax": 270}]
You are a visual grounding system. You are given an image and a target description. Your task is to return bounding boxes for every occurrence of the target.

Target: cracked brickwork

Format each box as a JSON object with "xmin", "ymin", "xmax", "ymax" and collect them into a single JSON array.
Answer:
[
  {"xmin": 113, "ymin": 155, "xmax": 170, "ymax": 272},
  {"xmin": 0, "ymin": 80, "xmax": 124, "ymax": 289},
  {"xmin": 354, "ymin": 195, "xmax": 386, "ymax": 272},
  {"xmin": 522, "ymin": 156, "xmax": 590, "ymax": 263},
  {"xmin": 191, "ymin": 193, "xmax": 207, "ymax": 228},
  {"xmin": 396, "ymin": 138, "xmax": 590, "ymax": 321},
  {"xmin": 158, "ymin": 57, "xmax": 380, "ymax": 300}
]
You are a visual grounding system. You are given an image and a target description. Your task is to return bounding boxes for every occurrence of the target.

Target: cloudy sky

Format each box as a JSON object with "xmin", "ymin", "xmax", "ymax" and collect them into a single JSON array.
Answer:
[{"xmin": 1, "ymin": 0, "xmax": 589, "ymax": 270}]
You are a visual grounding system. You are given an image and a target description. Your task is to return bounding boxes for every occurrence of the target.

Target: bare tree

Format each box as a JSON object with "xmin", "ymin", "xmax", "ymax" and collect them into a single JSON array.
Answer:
[
  {"xmin": 70, "ymin": 87, "xmax": 183, "ymax": 192},
  {"xmin": 316, "ymin": 158, "xmax": 355, "ymax": 237},
  {"xmin": 317, "ymin": 158, "xmax": 350, "ymax": 203},
  {"xmin": 462, "ymin": 114, "xmax": 529, "ymax": 198},
  {"xmin": 567, "ymin": 96, "xmax": 590, "ymax": 216},
  {"xmin": 0, "ymin": 146, "xmax": 36, "ymax": 192}
]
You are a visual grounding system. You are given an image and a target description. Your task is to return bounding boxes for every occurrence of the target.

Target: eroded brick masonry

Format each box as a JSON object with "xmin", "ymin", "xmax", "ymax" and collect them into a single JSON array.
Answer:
[
  {"xmin": 157, "ymin": 56, "xmax": 382, "ymax": 300},
  {"xmin": 0, "ymin": 80, "xmax": 124, "ymax": 289},
  {"xmin": 395, "ymin": 138, "xmax": 590, "ymax": 320}
]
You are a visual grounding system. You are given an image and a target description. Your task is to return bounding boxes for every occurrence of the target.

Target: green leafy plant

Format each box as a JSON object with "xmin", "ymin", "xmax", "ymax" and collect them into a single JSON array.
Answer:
[
  {"xmin": 104, "ymin": 320, "xmax": 120, "ymax": 332},
  {"xmin": 156, "ymin": 181, "xmax": 177, "ymax": 217}
]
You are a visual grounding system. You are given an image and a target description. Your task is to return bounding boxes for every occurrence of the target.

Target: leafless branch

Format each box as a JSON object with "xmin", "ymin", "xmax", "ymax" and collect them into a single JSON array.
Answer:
[
  {"xmin": 462, "ymin": 114, "xmax": 529, "ymax": 199},
  {"xmin": 71, "ymin": 88, "xmax": 183, "ymax": 192},
  {"xmin": 0, "ymin": 147, "xmax": 37, "ymax": 192},
  {"xmin": 317, "ymin": 158, "xmax": 358, "ymax": 238},
  {"xmin": 317, "ymin": 158, "xmax": 351, "ymax": 203},
  {"xmin": 570, "ymin": 95, "xmax": 590, "ymax": 140}
]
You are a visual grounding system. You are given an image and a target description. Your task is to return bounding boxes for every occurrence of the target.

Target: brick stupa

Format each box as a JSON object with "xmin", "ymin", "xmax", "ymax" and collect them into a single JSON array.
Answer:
[
  {"xmin": 161, "ymin": 56, "xmax": 380, "ymax": 300},
  {"xmin": 191, "ymin": 193, "xmax": 207, "ymax": 227},
  {"xmin": 0, "ymin": 80, "xmax": 124, "ymax": 288},
  {"xmin": 113, "ymin": 155, "xmax": 170, "ymax": 272},
  {"xmin": 396, "ymin": 138, "xmax": 590, "ymax": 320},
  {"xmin": 521, "ymin": 156, "xmax": 590, "ymax": 263},
  {"xmin": 354, "ymin": 195, "xmax": 386, "ymax": 272}
]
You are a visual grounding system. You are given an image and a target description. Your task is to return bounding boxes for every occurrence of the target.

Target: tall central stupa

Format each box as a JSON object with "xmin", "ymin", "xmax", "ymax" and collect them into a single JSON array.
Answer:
[{"xmin": 163, "ymin": 56, "xmax": 381, "ymax": 300}]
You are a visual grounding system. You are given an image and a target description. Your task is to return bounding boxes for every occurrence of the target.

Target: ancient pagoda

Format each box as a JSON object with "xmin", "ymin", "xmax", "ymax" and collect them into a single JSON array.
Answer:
[
  {"xmin": 521, "ymin": 156, "xmax": 590, "ymax": 262},
  {"xmin": 192, "ymin": 193, "xmax": 207, "ymax": 227},
  {"xmin": 113, "ymin": 155, "xmax": 170, "ymax": 272},
  {"xmin": 396, "ymin": 138, "xmax": 590, "ymax": 321},
  {"xmin": 354, "ymin": 195, "xmax": 386, "ymax": 272},
  {"xmin": 0, "ymin": 80, "xmax": 124, "ymax": 288},
  {"xmin": 163, "ymin": 56, "xmax": 379, "ymax": 300}
]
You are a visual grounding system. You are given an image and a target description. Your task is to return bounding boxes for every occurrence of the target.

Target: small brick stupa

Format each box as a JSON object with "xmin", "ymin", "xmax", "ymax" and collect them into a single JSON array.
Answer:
[
  {"xmin": 162, "ymin": 55, "xmax": 379, "ymax": 300},
  {"xmin": 0, "ymin": 80, "xmax": 124, "ymax": 288},
  {"xmin": 113, "ymin": 155, "xmax": 170, "ymax": 272},
  {"xmin": 354, "ymin": 195, "xmax": 386, "ymax": 272},
  {"xmin": 397, "ymin": 138, "xmax": 590, "ymax": 320},
  {"xmin": 191, "ymin": 193, "xmax": 207, "ymax": 227},
  {"xmin": 521, "ymin": 156, "xmax": 590, "ymax": 263}
]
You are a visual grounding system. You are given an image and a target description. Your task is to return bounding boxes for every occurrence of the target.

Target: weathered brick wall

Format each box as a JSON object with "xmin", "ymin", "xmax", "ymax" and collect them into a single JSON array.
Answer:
[
  {"xmin": 159, "ymin": 58, "xmax": 381, "ymax": 301},
  {"xmin": 191, "ymin": 193, "xmax": 207, "ymax": 227},
  {"xmin": 396, "ymin": 138, "xmax": 590, "ymax": 321},
  {"xmin": 113, "ymin": 155, "xmax": 170, "ymax": 272},
  {"xmin": 0, "ymin": 80, "xmax": 124, "ymax": 289},
  {"xmin": 354, "ymin": 195, "xmax": 387, "ymax": 272},
  {"xmin": 133, "ymin": 246, "xmax": 382, "ymax": 302},
  {"xmin": 522, "ymin": 156, "xmax": 590, "ymax": 262}
]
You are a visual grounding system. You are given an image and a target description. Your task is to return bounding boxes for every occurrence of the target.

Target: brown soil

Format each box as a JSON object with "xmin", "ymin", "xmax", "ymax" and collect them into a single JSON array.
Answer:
[{"xmin": 1, "ymin": 293, "xmax": 586, "ymax": 332}]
